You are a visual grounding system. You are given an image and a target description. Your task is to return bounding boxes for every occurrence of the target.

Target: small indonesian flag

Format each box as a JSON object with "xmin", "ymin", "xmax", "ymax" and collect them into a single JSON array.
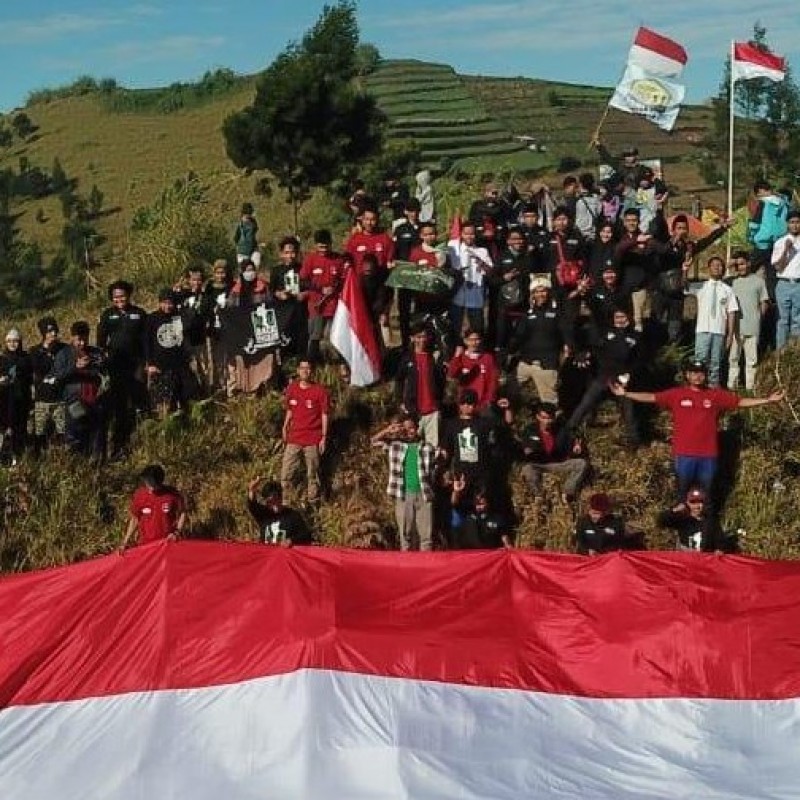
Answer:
[
  {"xmin": 330, "ymin": 264, "xmax": 381, "ymax": 386},
  {"xmin": 732, "ymin": 42, "xmax": 786, "ymax": 83},
  {"xmin": 609, "ymin": 26, "xmax": 688, "ymax": 131},
  {"xmin": 629, "ymin": 26, "xmax": 688, "ymax": 77}
]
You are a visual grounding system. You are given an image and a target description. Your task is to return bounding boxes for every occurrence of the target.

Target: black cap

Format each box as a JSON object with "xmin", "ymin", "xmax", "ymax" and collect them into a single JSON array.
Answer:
[
  {"xmin": 684, "ymin": 359, "xmax": 708, "ymax": 373},
  {"xmin": 158, "ymin": 287, "xmax": 175, "ymax": 302},
  {"xmin": 314, "ymin": 229, "xmax": 332, "ymax": 245},
  {"xmin": 459, "ymin": 389, "xmax": 479, "ymax": 405},
  {"xmin": 405, "ymin": 198, "xmax": 421, "ymax": 212}
]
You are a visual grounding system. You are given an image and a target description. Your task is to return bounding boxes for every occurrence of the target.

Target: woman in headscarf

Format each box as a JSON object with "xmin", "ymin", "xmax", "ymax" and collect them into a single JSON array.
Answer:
[{"xmin": 0, "ymin": 329, "xmax": 33, "ymax": 462}]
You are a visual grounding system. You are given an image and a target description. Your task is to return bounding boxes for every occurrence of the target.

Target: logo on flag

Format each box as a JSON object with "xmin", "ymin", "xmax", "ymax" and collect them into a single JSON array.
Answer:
[{"xmin": 609, "ymin": 27, "xmax": 688, "ymax": 131}]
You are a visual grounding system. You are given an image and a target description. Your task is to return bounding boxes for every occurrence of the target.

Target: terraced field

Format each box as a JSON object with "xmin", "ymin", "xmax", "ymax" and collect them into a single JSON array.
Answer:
[{"xmin": 365, "ymin": 60, "xmax": 534, "ymax": 173}]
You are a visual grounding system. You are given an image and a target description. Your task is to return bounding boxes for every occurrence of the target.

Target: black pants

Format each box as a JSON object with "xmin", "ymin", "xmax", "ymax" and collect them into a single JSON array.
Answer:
[
  {"xmin": 568, "ymin": 377, "xmax": 639, "ymax": 443},
  {"xmin": 107, "ymin": 368, "xmax": 147, "ymax": 452},
  {"xmin": 651, "ymin": 290, "xmax": 684, "ymax": 344}
]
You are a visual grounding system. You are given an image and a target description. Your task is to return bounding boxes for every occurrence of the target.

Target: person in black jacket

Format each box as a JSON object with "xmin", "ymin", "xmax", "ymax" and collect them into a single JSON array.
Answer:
[
  {"xmin": 518, "ymin": 402, "xmax": 589, "ymax": 503},
  {"xmin": 658, "ymin": 486, "xmax": 728, "ymax": 552},
  {"xmin": 517, "ymin": 203, "xmax": 549, "ymax": 269},
  {"xmin": 449, "ymin": 475, "xmax": 513, "ymax": 549},
  {"xmin": 393, "ymin": 198, "xmax": 423, "ymax": 348},
  {"xmin": 575, "ymin": 492, "xmax": 629, "ymax": 554},
  {"xmin": 567, "ymin": 306, "xmax": 641, "ymax": 445},
  {"xmin": 29, "ymin": 316, "xmax": 67, "ymax": 453},
  {"xmin": 394, "ymin": 321, "xmax": 446, "ymax": 447},
  {"xmin": 614, "ymin": 208, "xmax": 660, "ymax": 332},
  {"xmin": 247, "ymin": 477, "xmax": 312, "ymax": 546},
  {"xmin": 508, "ymin": 279, "xmax": 573, "ymax": 405},
  {"xmin": 176, "ymin": 267, "xmax": 212, "ymax": 394},
  {"xmin": 97, "ymin": 280, "xmax": 148, "ymax": 459},
  {"xmin": 270, "ymin": 236, "xmax": 307, "ymax": 358},
  {"xmin": 145, "ymin": 289, "xmax": 192, "ymax": 418},
  {"xmin": 492, "ymin": 228, "xmax": 534, "ymax": 357}
]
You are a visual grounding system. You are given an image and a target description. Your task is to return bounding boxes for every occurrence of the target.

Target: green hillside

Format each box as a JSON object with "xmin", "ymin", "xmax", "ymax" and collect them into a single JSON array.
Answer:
[{"xmin": 365, "ymin": 60, "xmax": 536, "ymax": 172}]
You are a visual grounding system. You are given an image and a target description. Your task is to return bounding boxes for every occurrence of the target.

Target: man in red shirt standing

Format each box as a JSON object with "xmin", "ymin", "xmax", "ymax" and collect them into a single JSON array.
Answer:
[
  {"xmin": 613, "ymin": 359, "xmax": 784, "ymax": 499},
  {"xmin": 345, "ymin": 207, "xmax": 395, "ymax": 344},
  {"xmin": 281, "ymin": 360, "xmax": 330, "ymax": 503},
  {"xmin": 299, "ymin": 230, "xmax": 344, "ymax": 365},
  {"xmin": 121, "ymin": 464, "xmax": 186, "ymax": 549}
]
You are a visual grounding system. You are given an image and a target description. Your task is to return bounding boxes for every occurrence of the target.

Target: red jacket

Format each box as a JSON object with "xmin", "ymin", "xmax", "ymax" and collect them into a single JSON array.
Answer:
[
  {"xmin": 344, "ymin": 230, "xmax": 395, "ymax": 274},
  {"xmin": 300, "ymin": 252, "xmax": 344, "ymax": 318},
  {"xmin": 447, "ymin": 351, "xmax": 499, "ymax": 410}
]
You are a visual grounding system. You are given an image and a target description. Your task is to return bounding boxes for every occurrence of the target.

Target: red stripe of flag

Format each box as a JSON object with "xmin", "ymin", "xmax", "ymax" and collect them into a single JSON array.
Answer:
[
  {"xmin": 634, "ymin": 26, "xmax": 688, "ymax": 65},
  {"xmin": 4, "ymin": 542, "xmax": 800, "ymax": 708},
  {"xmin": 734, "ymin": 42, "xmax": 786, "ymax": 73}
]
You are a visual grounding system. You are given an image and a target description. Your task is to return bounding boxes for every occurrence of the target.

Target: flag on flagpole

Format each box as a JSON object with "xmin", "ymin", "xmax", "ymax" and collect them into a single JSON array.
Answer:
[
  {"xmin": 609, "ymin": 26, "xmax": 688, "ymax": 131},
  {"xmin": 3, "ymin": 543, "xmax": 800, "ymax": 799},
  {"xmin": 330, "ymin": 264, "xmax": 381, "ymax": 386},
  {"xmin": 732, "ymin": 41, "xmax": 786, "ymax": 82}
]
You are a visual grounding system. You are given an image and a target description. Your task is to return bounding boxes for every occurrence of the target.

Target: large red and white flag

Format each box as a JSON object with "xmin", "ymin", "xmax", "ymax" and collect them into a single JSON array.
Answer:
[
  {"xmin": 609, "ymin": 26, "xmax": 688, "ymax": 131},
  {"xmin": 732, "ymin": 42, "xmax": 786, "ymax": 83},
  {"xmin": 330, "ymin": 264, "xmax": 381, "ymax": 386},
  {"xmin": 3, "ymin": 543, "xmax": 800, "ymax": 798}
]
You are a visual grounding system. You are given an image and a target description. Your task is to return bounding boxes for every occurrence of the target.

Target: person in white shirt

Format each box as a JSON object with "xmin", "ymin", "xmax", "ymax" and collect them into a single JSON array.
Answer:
[
  {"xmin": 448, "ymin": 222, "xmax": 492, "ymax": 337},
  {"xmin": 771, "ymin": 210, "xmax": 800, "ymax": 349},
  {"xmin": 692, "ymin": 256, "xmax": 738, "ymax": 387}
]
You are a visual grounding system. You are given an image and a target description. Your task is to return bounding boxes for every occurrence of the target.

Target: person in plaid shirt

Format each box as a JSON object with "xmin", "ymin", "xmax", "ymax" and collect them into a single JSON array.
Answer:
[{"xmin": 371, "ymin": 414, "xmax": 437, "ymax": 551}]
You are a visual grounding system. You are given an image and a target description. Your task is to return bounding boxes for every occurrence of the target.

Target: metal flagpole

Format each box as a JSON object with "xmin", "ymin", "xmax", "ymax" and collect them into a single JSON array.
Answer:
[{"xmin": 726, "ymin": 40, "xmax": 736, "ymax": 264}]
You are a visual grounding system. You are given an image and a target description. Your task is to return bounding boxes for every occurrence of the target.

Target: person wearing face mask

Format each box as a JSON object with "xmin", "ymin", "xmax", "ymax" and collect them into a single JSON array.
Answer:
[{"xmin": 0, "ymin": 329, "xmax": 32, "ymax": 462}]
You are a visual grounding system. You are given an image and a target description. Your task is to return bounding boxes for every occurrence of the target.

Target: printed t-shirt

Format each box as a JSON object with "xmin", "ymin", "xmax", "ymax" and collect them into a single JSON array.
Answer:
[
  {"xmin": 285, "ymin": 381, "xmax": 330, "ymax": 446},
  {"xmin": 130, "ymin": 486, "xmax": 185, "ymax": 544}
]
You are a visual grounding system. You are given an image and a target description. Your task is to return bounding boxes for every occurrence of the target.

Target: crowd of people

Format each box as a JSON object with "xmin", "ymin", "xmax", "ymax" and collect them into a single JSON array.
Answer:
[{"xmin": 1, "ymin": 144, "xmax": 793, "ymax": 555}]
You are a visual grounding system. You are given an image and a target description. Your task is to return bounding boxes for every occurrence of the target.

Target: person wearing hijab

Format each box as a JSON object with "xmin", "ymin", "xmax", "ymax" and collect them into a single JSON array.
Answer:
[{"xmin": 0, "ymin": 329, "xmax": 33, "ymax": 462}]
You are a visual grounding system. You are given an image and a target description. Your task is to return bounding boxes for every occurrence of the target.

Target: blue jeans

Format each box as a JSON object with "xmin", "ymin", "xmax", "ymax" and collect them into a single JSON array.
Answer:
[
  {"xmin": 775, "ymin": 278, "xmax": 800, "ymax": 349},
  {"xmin": 695, "ymin": 331, "xmax": 725, "ymax": 387},
  {"xmin": 674, "ymin": 455, "xmax": 717, "ymax": 501}
]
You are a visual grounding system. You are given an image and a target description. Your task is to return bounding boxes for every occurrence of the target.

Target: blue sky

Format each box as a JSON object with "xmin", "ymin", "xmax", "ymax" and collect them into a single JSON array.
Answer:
[{"xmin": 0, "ymin": 0, "xmax": 797, "ymax": 112}]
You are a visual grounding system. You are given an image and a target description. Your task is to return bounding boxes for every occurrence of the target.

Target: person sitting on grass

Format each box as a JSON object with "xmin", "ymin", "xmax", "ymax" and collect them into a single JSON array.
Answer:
[
  {"xmin": 246, "ymin": 477, "xmax": 312, "ymax": 546},
  {"xmin": 120, "ymin": 464, "xmax": 186, "ymax": 551},
  {"xmin": 449, "ymin": 475, "xmax": 513, "ymax": 549},
  {"xmin": 657, "ymin": 486, "xmax": 729, "ymax": 553}
]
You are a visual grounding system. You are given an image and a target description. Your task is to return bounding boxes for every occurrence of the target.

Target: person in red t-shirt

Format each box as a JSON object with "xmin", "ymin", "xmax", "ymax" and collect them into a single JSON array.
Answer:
[
  {"xmin": 446, "ymin": 329, "xmax": 499, "ymax": 412},
  {"xmin": 121, "ymin": 464, "xmax": 186, "ymax": 549},
  {"xmin": 299, "ymin": 229, "xmax": 344, "ymax": 364},
  {"xmin": 612, "ymin": 359, "xmax": 784, "ymax": 499},
  {"xmin": 280, "ymin": 360, "xmax": 330, "ymax": 503},
  {"xmin": 344, "ymin": 207, "xmax": 395, "ymax": 344}
]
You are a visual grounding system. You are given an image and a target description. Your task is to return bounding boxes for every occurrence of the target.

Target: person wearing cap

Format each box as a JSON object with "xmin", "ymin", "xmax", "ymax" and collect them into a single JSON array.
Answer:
[
  {"xmin": 300, "ymin": 229, "xmax": 345, "ymax": 364},
  {"xmin": 145, "ymin": 289, "xmax": 192, "ymax": 417},
  {"xmin": 447, "ymin": 329, "xmax": 499, "ymax": 412},
  {"xmin": 658, "ymin": 487, "xmax": 726, "ymax": 552},
  {"xmin": 372, "ymin": 413, "xmax": 437, "ymax": 551},
  {"xmin": 771, "ymin": 209, "xmax": 800, "ymax": 349},
  {"xmin": 508, "ymin": 278, "xmax": 572, "ymax": 405},
  {"xmin": 97, "ymin": 280, "xmax": 148, "ymax": 460},
  {"xmin": 395, "ymin": 321, "xmax": 446, "ymax": 446},
  {"xmin": 246, "ymin": 477, "xmax": 312, "ymax": 546},
  {"xmin": 0, "ymin": 329, "xmax": 32, "ymax": 462},
  {"xmin": 441, "ymin": 388, "xmax": 499, "ymax": 496},
  {"xmin": 121, "ymin": 464, "xmax": 186, "ymax": 550},
  {"xmin": 29, "ymin": 317, "xmax": 67, "ymax": 454},
  {"xmin": 519, "ymin": 402, "xmax": 588, "ymax": 504},
  {"xmin": 612, "ymin": 359, "xmax": 784, "ymax": 500},
  {"xmin": 234, "ymin": 202, "xmax": 261, "ymax": 267},
  {"xmin": 52, "ymin": 321, "xmax": 108, "ymax": 459},
  {"xmin": 575, "ymin": 493, "xmax": 628, "ymax": 555},
  {"xmin": 689, "ymin": 256, "xmax": 739, "ymax": 388}
]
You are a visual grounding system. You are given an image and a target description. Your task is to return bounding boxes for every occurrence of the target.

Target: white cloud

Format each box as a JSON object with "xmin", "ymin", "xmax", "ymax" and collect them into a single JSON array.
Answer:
[{"xmin": 103, "ymin": 35, "xmax": 227, "ymax": 65}]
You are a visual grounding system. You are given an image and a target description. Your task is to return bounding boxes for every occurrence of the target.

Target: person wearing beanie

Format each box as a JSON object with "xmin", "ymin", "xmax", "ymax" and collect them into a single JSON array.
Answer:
[
  {"xmin": 29, "ymin": 316, "xmax": 67, "ymax": 454},
  {"xmin": 0, "ymin": 328, "xmax": 32, "ymax": 463},
  {"xmin": 574, "ymin": 493, "xmax": 628, "ymax": 555}
]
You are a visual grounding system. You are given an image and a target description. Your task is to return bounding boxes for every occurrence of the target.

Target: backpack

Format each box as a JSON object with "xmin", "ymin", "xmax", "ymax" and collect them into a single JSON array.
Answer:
[{"xmin": 748, "ymin": 196, "xmax": 789, "ymax": 249}]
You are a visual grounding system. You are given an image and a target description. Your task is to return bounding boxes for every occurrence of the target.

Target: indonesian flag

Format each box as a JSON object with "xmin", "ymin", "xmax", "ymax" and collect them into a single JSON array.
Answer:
[
  {"xmin": 3, "ymin": 542, "xmax": 800, "ymax": 799},
  {"xmin": 330, "ymin": 264, "xmax": 381, "ymax": 386},
  {"xmin": 732, "ymin": 42, "xmax": 786, "ymax": 83},
  {"xmin": 609, "ymin": 27, "xmax": 688, "ymax": 131}
]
